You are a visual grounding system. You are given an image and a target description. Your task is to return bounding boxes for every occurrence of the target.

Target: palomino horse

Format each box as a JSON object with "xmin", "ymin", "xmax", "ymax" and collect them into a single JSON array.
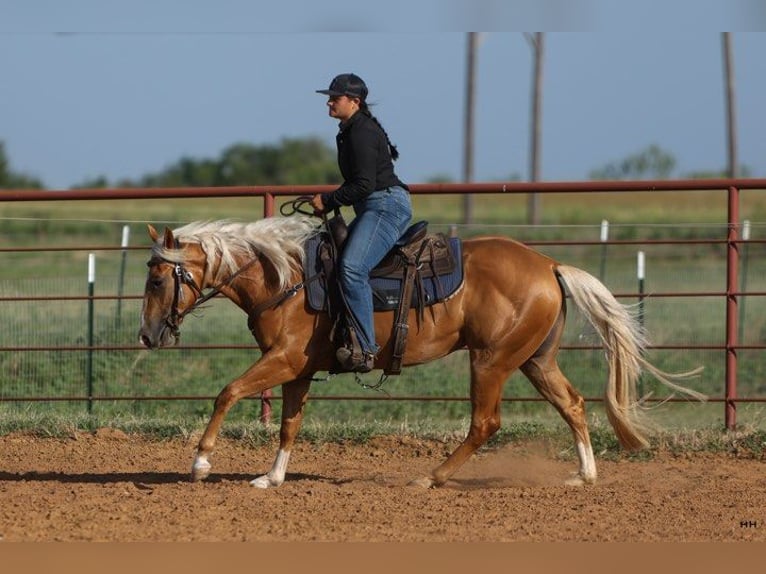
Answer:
[{"xmin": 138, "ymin": 216, "xmax": 704, "ymax": 488}]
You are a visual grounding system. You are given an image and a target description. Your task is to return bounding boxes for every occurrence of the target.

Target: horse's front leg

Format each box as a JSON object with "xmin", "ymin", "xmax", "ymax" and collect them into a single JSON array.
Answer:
[
  {"xmin": 249, "ymin": 377, "xmax": 312, "ymax": 488},
  {"xmin": 191, "ymin": 351, "xmax": 301, "ymax": 482}
]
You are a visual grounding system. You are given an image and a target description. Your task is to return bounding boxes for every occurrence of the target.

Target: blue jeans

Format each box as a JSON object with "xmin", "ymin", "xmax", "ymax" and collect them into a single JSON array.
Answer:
[{"xmin": 339, "ymin": 186, "xmax": 412, "ymax": 355}]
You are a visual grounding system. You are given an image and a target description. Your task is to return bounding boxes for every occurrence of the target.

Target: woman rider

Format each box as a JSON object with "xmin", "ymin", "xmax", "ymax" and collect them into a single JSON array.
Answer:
[{"xmin": 311, "ymin": 73, "xmax": 412, "ymax": 373}]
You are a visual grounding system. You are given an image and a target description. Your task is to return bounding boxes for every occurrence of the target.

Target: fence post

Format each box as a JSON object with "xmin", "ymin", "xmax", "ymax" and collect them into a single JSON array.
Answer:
[
  {"xmin": 260, "ymin": 192, "xmax": 276, "ymax": 424},
  {"xmin": 725, "ymin": 186, "xmax": 740, "ymax": 430},
  {"xmin": 116, "ymin": 225, "xmax": 130, "ymax": 330},
  {"xmin": 263, "ymin": 192, "xmax": 276, "ymax": 218},
  {"xmin": 87, "ymin": 253, "xmax": 95, "ymax": 414},
  {"xmin": 738, "ymin": 220, "xmax": 750, "ymax": 344},
  {"xmin": 637, "ymin": 251, "xmax": 645, "ymax": 397},
  {"xmin": 599, "ymin": 219, "xmax": 609, "ymax": 281}
]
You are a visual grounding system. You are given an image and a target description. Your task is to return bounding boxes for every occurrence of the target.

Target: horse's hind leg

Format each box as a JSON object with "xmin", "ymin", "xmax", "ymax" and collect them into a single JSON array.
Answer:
[
  {"xmin": 411, "ymin": 350, "xmax": 511, "ymax": 488},
  {"xmin": 521, "ymin": 357, "xmax": 596, "ymax": 485},
  {"xmin": 520, "ymin": 314, "xmax": 596, "ymax": 486}
]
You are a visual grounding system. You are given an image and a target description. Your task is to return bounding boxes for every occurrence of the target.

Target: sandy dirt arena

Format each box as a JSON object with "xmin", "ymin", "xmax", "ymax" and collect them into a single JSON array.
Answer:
[{"xmin": 0, "ymin": 430, "xmax": 764, "ymax": 542}]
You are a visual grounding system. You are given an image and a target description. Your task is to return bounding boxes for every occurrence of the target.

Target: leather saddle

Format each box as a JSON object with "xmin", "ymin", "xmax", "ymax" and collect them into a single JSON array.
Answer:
[
  {"xmin": 371, "ymin": 221, "xmax": 456, "ymax": 280},
  {"xmin": 304, "ymin": 218, "xmax": 464, "ymax": 375}
]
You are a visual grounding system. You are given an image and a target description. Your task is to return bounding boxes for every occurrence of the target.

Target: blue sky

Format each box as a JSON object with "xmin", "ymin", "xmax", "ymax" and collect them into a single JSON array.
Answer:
[{"xmin": 1, "ymin": 1, "xmax": 765, "ymax": 189}]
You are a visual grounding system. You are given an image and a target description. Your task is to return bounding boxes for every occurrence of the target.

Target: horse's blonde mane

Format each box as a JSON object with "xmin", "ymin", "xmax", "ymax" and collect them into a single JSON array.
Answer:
[{"xmin": 153, "ymin": 217, "xmax": 318, "ymax": 290}]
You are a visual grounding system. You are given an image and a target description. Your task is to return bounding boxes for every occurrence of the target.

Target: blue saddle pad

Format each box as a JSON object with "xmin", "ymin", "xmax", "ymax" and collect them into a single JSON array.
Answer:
[{"xmin": 303, "ymin": 234, "xmax": 464, "ymax": 312}]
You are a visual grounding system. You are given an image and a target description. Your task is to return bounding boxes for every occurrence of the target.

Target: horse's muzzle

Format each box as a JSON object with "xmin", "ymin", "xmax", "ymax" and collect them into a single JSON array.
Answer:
[
  {"xmin": 138, "ymin": 323, "xmax": 177, "ymax": 350},
  {"xmin": 139, "ymin": 332, "xmax": 157, "ymax": 349}
]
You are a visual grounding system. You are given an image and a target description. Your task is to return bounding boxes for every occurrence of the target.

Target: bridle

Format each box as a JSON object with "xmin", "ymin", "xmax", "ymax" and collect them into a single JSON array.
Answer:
[
  {"xmin": 147, "ymin": 253, "xmax": 322, "ymax": 343},
  {"xmin": 145, "ymin": 258, "xmax": 207, "ymax": 342},
  {"xmin": 146, "ymin": 254, "xmax": 262, "ymax": 342}
]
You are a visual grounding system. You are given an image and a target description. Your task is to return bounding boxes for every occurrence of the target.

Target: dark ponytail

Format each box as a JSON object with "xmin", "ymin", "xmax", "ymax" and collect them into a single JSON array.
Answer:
[{"xmin": 359, "ymin": 102, "xmax": 399, "ymax": 161}]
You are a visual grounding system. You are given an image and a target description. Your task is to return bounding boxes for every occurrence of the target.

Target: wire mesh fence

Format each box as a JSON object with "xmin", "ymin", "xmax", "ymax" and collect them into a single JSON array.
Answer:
[
  {"xmin": 2, "ymin": 182, "xmax": 766, "ymax": 430},
  {"xmin": 1, "ymin": 218, "xmax": 764, "ymax": 430}
]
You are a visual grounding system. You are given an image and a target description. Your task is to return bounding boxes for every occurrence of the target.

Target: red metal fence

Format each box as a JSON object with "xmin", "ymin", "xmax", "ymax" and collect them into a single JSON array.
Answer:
[{"xmin": 3, "ymin": 178, "xmax": 766, "ymax": 430}]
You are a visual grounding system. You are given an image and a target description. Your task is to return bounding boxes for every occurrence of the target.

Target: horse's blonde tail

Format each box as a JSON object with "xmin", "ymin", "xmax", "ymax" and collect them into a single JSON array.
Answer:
[{"xmin": 555, "ymin": 264, "xmax": 706, "ymax": 451}]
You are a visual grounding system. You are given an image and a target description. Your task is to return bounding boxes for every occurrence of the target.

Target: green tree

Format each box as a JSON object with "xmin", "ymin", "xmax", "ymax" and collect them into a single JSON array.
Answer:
[
  {"xmin": 684, "ymin": 165, "xmax": 752, "ymax": 179},
  {"xmin": 62, "ymin": 135, "xmax": 481, "ymax": 190},
  {"xmin": 217, "ymin": 138, "xmax": 339, "ymax": 186},
  {"xmin": 589, "ymin": 144, "xmax": 676, "ymax": 180},
  {"xmin": 0, "ymin": 141, "xmax": 45, "ymax": 189},
  {"xmin": 425, "ymin": 174, "xmax": 456, "ymax": 184},
  {"xmin": 86, "ymin": 136, "xmax": 341, "ymax": 189},
  {"xmin": 138, "ymin": 157, "xmax": 222, "ymax": 187},
  {"xmin": 72, "ymin": 175, "xmax": 111, "ymax": 189}
]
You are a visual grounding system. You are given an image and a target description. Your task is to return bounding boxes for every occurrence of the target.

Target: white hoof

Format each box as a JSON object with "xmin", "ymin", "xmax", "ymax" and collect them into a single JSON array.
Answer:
[
  {"xmin": 250, "ymin": 474, "xmax": 283, "ymax": 489},
  {"xmin": 564, "ymin": 472, "xmax": 596, "ymax": 487},
  {"xmin": 191, "ymin": 457, "xmax": 211, "ymax": 482},
  {"xmin": 408, "ymin": 476, "xmax": 436, "ymax": 489}
]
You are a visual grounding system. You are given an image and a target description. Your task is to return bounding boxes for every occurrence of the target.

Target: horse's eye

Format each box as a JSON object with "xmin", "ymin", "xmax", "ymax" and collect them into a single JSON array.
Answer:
[{"xmin": 150, "ymin": 277, "xmax": 164, "ymax": 289}]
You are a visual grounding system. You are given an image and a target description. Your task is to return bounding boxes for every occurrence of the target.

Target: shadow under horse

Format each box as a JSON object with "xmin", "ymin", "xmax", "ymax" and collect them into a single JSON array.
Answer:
[{"xmin": 138, "ymin": 216, "xmax": 704, "ymax": 488}]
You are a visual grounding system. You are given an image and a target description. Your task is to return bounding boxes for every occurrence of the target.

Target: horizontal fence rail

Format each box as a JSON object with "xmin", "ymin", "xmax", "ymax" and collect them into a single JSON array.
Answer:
[{"xmin": 3, "ymin": 179, "xmax": 766, "ymax": 430}]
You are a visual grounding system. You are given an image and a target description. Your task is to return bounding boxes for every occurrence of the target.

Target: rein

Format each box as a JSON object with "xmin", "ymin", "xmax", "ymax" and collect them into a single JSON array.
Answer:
[
  {"xmin": 150, "ymin": 252, "xmax": 323, "ymax": 342},
  {"xmin": 149, "ymin": 254, "xmax": 261, "ymax": 341},
  {"xmin": 250, "ymin": 271, "xmax": 323, "ymax": 317}
]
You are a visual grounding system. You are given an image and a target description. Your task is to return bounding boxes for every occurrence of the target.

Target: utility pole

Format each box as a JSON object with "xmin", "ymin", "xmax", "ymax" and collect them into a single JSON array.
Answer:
[
  {"xmin": 462, "ymin": 32, "xmax": 478, "ymax": 226},
  {"xmin": 526, "ymin": 32, "xmax": 545, "ymax": 225},
  {"xmin": 722, "ymin": 33, "xmax": 738, "ymax": 178}
]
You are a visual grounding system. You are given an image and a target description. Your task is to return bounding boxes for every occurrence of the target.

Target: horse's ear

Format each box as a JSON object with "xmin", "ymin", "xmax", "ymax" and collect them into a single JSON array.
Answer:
[
  {"xmin": 147, "ymin": 224, "xmax": 159, "ymax": 243},
  {"xmin": 163, "ymin": 227, "xmax": 176, "ymax": 250}
]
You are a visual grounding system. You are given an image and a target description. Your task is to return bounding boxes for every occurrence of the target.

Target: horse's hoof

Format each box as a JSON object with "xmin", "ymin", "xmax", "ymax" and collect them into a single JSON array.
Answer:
[
  {"xmin": 564, "ymin": 472, "xmax": 596, "ymax": 487},
  {"xmin": 191, "ymin": 458, "xmax": 211, "ymax": 482},
  {"xmin": 408, "ymin": 476, "xmax": 436, "ymax": 489},
  {"xmin": 249, "ymin": 474, "xmax": 281, "ymax": 489}
]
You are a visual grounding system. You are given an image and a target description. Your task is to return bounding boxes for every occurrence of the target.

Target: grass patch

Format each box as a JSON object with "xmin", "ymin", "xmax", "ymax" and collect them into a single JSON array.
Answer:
[
  {"xmin": 1, "ymin": 411, "xmax": 764, "ymax": 460},
  {"xmin": 0, "ymin": 409, "xmax": 199, "ymax": 440},
  {"xmin": 654, "ymin": 426, "xmax": 766, "ymax": 458}
]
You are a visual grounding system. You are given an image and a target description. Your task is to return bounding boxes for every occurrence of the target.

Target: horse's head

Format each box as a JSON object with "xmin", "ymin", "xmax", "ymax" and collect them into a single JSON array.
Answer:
[
  {"xmin": 138, "ymin": 217, "xmax": 317, "ymax": 349},
  {"xmin": 138, "ymin": 224, "xmax": 205, "ymax": 349}
]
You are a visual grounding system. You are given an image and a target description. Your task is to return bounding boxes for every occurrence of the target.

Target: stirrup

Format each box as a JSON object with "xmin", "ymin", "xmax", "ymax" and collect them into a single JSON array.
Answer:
[{"xmin": 336, "ymin": 347, "xmax": 375, "ymax": 373}]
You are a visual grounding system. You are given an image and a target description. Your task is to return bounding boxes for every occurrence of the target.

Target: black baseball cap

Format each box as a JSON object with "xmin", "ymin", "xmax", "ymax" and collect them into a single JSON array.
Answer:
[{"xmin": 316, "ymin": 73, "xmax": 368, "ymax": 100}]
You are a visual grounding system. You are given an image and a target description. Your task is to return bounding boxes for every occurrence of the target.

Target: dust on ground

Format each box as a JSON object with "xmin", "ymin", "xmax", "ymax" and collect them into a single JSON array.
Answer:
[{"xmin": 1, "ymin": 431, "xmax": 764, "ymax": 542}]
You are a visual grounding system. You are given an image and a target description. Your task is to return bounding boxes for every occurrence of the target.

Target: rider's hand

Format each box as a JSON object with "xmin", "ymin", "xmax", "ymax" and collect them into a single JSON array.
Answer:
[{"xmin": 310, "ymin": 194, "xmax": 326, "ymax": 216}]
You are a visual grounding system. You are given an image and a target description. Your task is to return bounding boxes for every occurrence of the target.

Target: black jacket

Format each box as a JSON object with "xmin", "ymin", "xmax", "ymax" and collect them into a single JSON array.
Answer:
[{"xmin": 321, "ymin": 111, "xmax": 407, "ymax": 211}]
